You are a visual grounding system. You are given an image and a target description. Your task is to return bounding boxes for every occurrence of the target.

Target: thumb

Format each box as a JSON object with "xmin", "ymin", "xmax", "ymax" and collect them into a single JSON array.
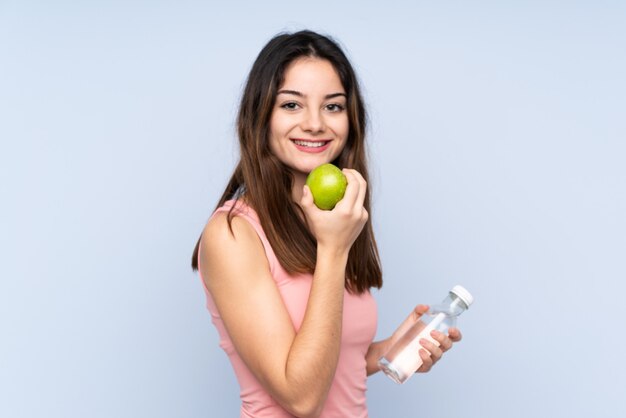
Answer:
[
  {"xmin": 301, "ymin": 185, "xmax": 315, "ymax": 208},
  {"xmin": 412, "ymin": 304, "xmax": 430, "ymax": 321},
  {"xmin": 391, "ymin": 305, "xmax": 430, "ymax": 342}
]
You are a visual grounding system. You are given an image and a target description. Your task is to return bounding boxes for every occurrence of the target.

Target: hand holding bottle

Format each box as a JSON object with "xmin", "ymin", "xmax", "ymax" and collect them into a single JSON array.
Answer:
[
  {"xmin": 379, "ymin": 286, "xmax": 473, "ymax": 384},
  {"xmin": 414, "ymin": 317, "xmax": 462, "ymax": 373}
]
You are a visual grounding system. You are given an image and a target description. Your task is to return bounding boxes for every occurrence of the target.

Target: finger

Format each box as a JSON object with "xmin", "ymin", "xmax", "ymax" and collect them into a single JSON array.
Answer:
[
  {"xmin": 300, "ymin": 185, "xmax": 315, "ymax": 209},
  {"xmin": 405, "ymin": 305, "xmax": 429, "ymax": 330},
  {"xmin": 412, "ymin": 304, "xmax": 429, "ymax": 320},
  {"xmin": 448, "ymin": 327, "xmax": 463, "ymax": 342},
  {"xmin": 420, "ymin": 338, "xmax": 443, "ymax": 362},
  {"xmin": 389, "ymin": 305, "xmax": 429, "ymax": 344},
  {"xmin": 346, "ymin": 169, "xmax": 367, "ymax": 210},
  {"xmin": 431, "ymin": 330, "xmax": 453, "ymax": 352},
  {"xmin": 360, "ymin": 207, "xmax": 369, "ymax": 223},
  {"xmin": 416, "ymin": 349, "xmax": 433, "ymax": 373},
  {"xmin": 335, "ymin": 169, "xmax": 359, "ymax": 209}
]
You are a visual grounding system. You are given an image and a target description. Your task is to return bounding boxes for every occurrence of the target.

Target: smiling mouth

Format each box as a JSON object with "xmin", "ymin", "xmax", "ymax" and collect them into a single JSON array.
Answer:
[{"xmin": 291, "ymin": 139, "xmax": 331, "ymax": 148}]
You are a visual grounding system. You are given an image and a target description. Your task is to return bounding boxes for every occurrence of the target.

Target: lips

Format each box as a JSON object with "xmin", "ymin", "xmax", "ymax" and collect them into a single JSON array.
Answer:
[{"xmin": 290, "ymin": 139, "xmax": 332, "ymax": 153}]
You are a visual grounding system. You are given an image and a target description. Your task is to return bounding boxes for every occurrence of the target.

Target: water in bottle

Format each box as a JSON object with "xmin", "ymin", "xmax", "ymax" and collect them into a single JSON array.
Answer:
[{"xmin": 378, "ymin": 285, "xmax": 474, "ymax": 384}]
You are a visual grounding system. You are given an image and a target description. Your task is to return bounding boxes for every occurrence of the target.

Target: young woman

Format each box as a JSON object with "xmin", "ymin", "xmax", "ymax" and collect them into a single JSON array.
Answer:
[{"xmin": 192, "ymin": 30, "xmax": 462, "ymax": 418}]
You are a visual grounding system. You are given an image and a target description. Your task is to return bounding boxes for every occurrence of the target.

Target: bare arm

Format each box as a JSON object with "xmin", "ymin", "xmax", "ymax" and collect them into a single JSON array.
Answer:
[{"xmin": 201, "ymin": 169, "xmax": 368, "ymax": 418}]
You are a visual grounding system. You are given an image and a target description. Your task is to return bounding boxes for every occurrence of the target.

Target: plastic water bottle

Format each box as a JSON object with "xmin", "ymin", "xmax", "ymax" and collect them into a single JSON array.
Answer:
[{"xmin": 378, "ymin": 285, "xmax": 474, "ymax": 384}]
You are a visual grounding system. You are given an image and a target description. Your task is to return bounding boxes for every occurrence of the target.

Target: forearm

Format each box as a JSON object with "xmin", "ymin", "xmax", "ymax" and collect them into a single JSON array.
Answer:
[{"xmin": 283, "ymin": 246, "xmax": 347, "ymax": 415}]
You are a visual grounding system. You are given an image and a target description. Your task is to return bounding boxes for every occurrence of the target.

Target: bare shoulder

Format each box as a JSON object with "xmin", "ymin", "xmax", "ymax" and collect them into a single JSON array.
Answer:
[{"xmin": 199, "ymin": 211, "xmax": 270, "ymax": 290}]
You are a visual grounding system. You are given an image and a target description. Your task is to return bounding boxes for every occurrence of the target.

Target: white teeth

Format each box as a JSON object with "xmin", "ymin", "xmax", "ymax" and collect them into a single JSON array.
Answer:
[{"xmin": 294, "ymin": 140, "xmax": 327, "ymax": 148}]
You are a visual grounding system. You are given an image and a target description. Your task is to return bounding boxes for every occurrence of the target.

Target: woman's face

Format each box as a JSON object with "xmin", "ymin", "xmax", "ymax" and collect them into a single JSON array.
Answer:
[{"xmin": 269, "ymin": 57, "xmax": 349, "ymax": 178}]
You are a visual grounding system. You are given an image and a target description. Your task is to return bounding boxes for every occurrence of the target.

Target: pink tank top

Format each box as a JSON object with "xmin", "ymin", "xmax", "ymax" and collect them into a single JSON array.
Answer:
[{"xmin": 199, "ymin": 200, "xmax": 378, "ymax": 418}]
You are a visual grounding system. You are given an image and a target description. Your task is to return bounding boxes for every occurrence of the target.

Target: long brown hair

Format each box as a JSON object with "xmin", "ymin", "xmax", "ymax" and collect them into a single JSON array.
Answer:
[{"xmin": 192, "ymin": 30, "xmax": 382, "ymax": 293}]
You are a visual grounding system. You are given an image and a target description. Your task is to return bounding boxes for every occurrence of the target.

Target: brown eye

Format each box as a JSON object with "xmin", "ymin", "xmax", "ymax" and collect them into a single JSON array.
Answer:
[
  {"xmin": 281, "ymin": 102, "xmax": 299, "ymax": 110},
  {"xmin": 326, "ymin": 103, "xmax": 345, "ymax": 112}
]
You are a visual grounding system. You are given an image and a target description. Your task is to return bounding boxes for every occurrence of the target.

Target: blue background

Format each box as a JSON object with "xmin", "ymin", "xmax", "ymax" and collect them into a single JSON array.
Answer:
[{"xmin": 1, "ymin": 1, "xmax": 625, "ymax": 417}]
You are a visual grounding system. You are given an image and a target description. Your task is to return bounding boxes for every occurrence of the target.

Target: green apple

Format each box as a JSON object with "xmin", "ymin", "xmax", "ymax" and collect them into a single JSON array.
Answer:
[{"xmin": 306, "ymin": 163, "xmax": 348, "ymax": 210}]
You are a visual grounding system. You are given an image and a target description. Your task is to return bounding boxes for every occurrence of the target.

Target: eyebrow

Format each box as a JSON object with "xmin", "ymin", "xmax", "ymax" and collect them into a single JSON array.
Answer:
[{"xmin": 277, "ymin": 89, "xmax": 347, "ymax": 100}]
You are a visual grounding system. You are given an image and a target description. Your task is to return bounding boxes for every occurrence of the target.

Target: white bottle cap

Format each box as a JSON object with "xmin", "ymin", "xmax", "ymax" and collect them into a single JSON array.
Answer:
[{"xmin": 450, "ymin": 285, "xmax": 474, "ymax": 308}]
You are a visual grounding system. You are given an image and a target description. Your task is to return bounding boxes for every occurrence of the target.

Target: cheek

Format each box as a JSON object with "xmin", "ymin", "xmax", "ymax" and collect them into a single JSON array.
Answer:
[
  {"xmin": 338, "ymin": 120, "xmax": 350, "ymax": 143},
  {"xmin": 268, "ymin": 133, "xmax": 284, "ymax": 159},
  {"xmin": 338, "ymin": 115, "xmax": 350, "ymax": 138},
  {"xmin": 269, "ymin": 115, "xmax": 290, "ymax": 140},
  {"xmin": 268, "ymin": 118, "xmax": 283, "ymax": 149},
  {"xmin": 335, "ymin": 122, "xmax": 350, "ymax": 158}
]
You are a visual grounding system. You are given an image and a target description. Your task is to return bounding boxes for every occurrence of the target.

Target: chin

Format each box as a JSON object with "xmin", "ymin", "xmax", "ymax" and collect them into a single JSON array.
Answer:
[
  {"xmin": 285, "ymin": 152, "xmax": 342, "ymax": 175},
  {"xmin": 288, "ymin": 163, "xmax": 319, "ymax": 177},
  {"xmin": 302, "ymin": 161, "xmax": 330, "ymax": 173}
]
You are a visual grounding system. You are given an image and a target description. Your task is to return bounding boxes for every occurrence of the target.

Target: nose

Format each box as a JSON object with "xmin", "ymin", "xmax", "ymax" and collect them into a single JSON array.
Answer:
[{"xmin": 301, "ymin": 108, "xmax": 325, "ymax": 133}]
